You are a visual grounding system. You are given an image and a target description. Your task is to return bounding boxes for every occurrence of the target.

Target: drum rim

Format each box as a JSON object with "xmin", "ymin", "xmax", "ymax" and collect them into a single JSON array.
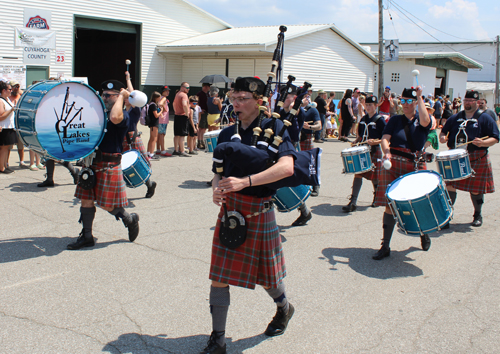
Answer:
[
  {"xmin": 14, "ymin": 80, "xmax": 107, "ymax": 162},
  {"xmin": 341, "ymin": 145, "xmax": 370, "ymax": 154},
  {"xmin": 386, "ymin": 170, "xmax": 442, "ymax": 201},
  {"xmin": 435, "ymin": 148, "xmax": 469, "ymax": 159}
]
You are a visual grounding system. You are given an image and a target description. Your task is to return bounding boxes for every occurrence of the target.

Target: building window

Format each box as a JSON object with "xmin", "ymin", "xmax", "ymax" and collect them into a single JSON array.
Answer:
[{"xmin": 391, "ymin": 73, "xmax": 400, "ymax": 82}]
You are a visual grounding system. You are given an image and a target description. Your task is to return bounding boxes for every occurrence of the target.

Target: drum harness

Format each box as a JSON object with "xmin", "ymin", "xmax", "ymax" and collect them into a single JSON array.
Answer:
[
  {"xmin": 453, "ymin": 110, "xmax": 487, "ymax": 163},
  {"xmin": 78, "ymin": 150, "xmax": 122, "ymax": 190}
]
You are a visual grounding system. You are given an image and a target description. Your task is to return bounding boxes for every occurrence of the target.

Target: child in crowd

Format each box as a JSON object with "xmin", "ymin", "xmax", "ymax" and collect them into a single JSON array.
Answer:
[{"xmin": 187, "ymin": 95, "xmax": 200, "ymax": 155}]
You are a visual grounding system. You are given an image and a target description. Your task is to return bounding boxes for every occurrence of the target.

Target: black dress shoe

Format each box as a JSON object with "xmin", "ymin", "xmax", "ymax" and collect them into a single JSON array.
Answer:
[
  {"xmin": 292, "ymin": 212, "xmax": 312, "ymax": 226},
  {"xmin": 67, "ymin": 231, "xmax": 95, "ymax": 250},
  {"xmin": 126, "ymin": 213, "xmax": 140, "ymax": 242},
  {"xmin": 199, "ymin": 331, "xmax": 226, "ymax": 354},
  {"xmin": 471, "ymin": 214, "xmax": 482, "ymax": 227},
  {"xmin": 37, "ymin": 179, "xmax": 55, "ymax": 187},
  {"xmin": 342, "ymin": 201, "xmax": 356, "ymax": 212},
  {"xmin": 421, "ymin": 234, "xmax": 431, "ymax": 251},
  {"xmin": 265, "ymin": 303, "xmax": 295, "ymax": 337},
  {"xmin": 372, "ymin": 246, "xmax": 390, "ymax": 260},
  {"xmin": 310, "ymin": 186, "xmax": 320, "ymax": 197},
  {"xmin": 441, "ymin": 222, "xmax": 450, "ymax": 230},
  {"xmin": 145, "ymin": 181, "xmax": 157, "ymax": 198}
]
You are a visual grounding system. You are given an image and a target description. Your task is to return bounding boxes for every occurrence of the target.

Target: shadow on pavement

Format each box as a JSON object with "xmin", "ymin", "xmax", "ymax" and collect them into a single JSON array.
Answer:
[
  {"xmin": 320, "ymin": 246, "xmax": 424, "ymax": 279},
  {"xmin": 6, "ymin": 182, "xmax": 57, "ymax": 193},
  {"xmin": 178, "ymin": 180, "xmax": 212, "ymax": 189},
  {"xmin": 0, "ymin": 237, "xmax": 128, "ymax": 264},
  {"xmin": 310, "ymin": 203, "xmax": 371, "ymax": 217},
  {"xmin": 103, "ymin": 332, "xmax": 269, "ymax": 354}
]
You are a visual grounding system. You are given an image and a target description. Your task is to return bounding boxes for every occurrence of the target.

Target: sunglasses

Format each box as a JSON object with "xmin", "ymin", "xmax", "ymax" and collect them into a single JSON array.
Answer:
[
  {"xmin": 101, "ymin": 93, "xmax": 119, "ymax": 99},
  {"xmin": 183, "ymin": 86, "xmax": 190, "ymax": 89},
  {"xmin": 400, "ymin": 99, "xmax": 415, "ymax": 104},
  {"xmin": 191, "ymin": 102, "xmax": 198, "ymax": 105}
]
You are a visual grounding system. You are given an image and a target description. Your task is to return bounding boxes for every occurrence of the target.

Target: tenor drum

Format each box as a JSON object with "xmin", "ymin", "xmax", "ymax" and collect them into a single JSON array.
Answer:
[
  {"xmin": 204, "ymin": 130, "xmax": 222, "ymax": 152},
  {"xmin": 435, "ymin": 149, "xmax": 472, "ymax": 181},
  {"xmin": 386, "ymin": 170, "xmax": 453, "ymax": 234},
  {"xmin": 15, "ymin": 81, "xmax": 106, "ymax": 161},
  {"xmin": 341, "ymin": 146, "xmax": 373, "ymax": 174},
  {"xmin": 121, "ymin": 150, "xmax": 152, "ymax": 188},
  {"xmin": 273, "ymin": 185, "xmax": 312, "ymax": 212}
]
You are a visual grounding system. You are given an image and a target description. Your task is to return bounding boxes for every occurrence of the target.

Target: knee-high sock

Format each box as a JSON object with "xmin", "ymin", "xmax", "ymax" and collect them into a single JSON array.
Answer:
[
  {"xmin": 470, "ymin": 193, "xmax": 484, "ymax": 216},
  {"xmin": 382, "ymin": 212, "xmax": 396, "ymax": 248},
  {"xmin": 351, "ymin": 178, "xmax": 363, "ymax": 204},
  {"xmin": 210, "ymin": 286, "xmax": 230, "ymax": 346},
  {"xmin": 45, "ymin": 159, "xmax": 55, "ymax": 181},
  {"xmin": 265, "ymin": 282, "xmax": 289, "ymax": 313},
  {"xmin": 79, "ymin": 206, "xmax": 96, "ymax": 239},
  {"xmin": 298, "ymin": 203, "xmax": 310, "ymax": 216},
  {"xmin": 62, "ymin": 161, "xmax": 76, "ymax": 175},
  {"xmin": 109, "ymin": 207, "xmax": 133, "ymax": 225},
  {"xmin": 448, "ymin": 191, "xmax": 457, "ymax": 205}
]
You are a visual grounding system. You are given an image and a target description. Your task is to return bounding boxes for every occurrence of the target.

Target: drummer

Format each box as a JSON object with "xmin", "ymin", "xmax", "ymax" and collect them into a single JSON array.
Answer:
[
  {"xmin": 343, "ymin": 95, "xmax": 385, "ymax": 212},
  {"xmin": 372, "ymin": 86, "xmax": 432, "ymax": 260},
  {"xmin": 439, "ymin": 90, "xmax": 499, "ymax": 227},
  {"xmin": 280, "ymin": 85, "xmax": 315, "ymax": 226},
  {"xmin": 69, "ymin": 80, "xmax": 139, "ymax": 250},
  {"xmin": 122, "ymin": 71, "xmax": 157, "ymax": 198}
]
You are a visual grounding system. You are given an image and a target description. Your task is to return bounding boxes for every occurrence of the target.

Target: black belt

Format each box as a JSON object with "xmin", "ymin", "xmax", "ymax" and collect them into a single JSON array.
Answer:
[
  {"xmin": 94, "ymin": 153, "xmax": 122, "ymax": 164},
  {"xmin": 390, "ymin": 148, "xmax": 415, "ymax": 160}
]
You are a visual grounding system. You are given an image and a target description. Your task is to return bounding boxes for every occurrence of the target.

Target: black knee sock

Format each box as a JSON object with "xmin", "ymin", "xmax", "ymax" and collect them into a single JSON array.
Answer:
[
  {"xmin": 79, "ymin": 206, "xmax": 96, "ymax": 239},
  {"xmin": 45, "ymin": 159, "xmax": 55, "ymax": 181},
  {"xmin": 298, "ymin": 203, "xmax": 310, "ymax": 216},
  {"xmin": 382, "ymin": 212, "xmax": 396, "ymax": 248},
  {"xmin": 351, "ymin": 178, "xmax": 363, "ymax": 204},
  {"xmin": 62, "ymin": 161, "xmax": 76, "ymax": 175},
  {"xmin": 470, "ymin": 194, "xmax": 484, "ymax": 216},
  {"xmin": 109, "ymin": 207, "xmax": 133, "ymax": 225},
  {"xmin": 265, "ymin": 282, "xmax": 290, "ymax": 313},
  {"xmin": 210, "ymin": 286, "xmax": 230, "ymax": 346},
  {"xmin": 145, "ymin": 179, "xmax": 153, "ymax": 188},
  {"xmin": 448, "ymin": 191, "xmax": 457, "ymax": 205}
]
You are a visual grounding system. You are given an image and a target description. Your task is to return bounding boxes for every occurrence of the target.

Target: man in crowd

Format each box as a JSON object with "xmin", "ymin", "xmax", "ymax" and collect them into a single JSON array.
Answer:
[{"xmin": 172, "ymin": 82, "xmax": 191, "ymax": 157}]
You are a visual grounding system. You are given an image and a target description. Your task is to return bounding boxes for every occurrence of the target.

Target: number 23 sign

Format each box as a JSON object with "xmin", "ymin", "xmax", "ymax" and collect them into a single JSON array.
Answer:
[{"xmin": 56, "ymin": 50, "xmax": 65, "ymax": 64}]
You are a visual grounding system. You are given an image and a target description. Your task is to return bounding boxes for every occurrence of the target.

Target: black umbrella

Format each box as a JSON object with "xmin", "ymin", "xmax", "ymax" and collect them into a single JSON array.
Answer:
[{"xmin": 199, "ymin": 74, "xmax": 231, "ymax": 84}]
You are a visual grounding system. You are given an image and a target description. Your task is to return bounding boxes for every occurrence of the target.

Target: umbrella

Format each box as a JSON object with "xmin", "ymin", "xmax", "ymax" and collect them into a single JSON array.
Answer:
[{"xmin": 199, "ymin": 74, "xmax": 231, "ymax": 84}]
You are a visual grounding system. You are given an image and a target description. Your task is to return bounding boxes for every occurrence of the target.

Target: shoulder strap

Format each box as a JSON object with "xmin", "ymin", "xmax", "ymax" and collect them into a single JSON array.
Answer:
[
  {"xmin": 370, "ymin": 114, "xmax": 382, "ymax": 123},
  {"xmin": 402, "ymin": 117, "xmax": 416, "ymax": 152}
]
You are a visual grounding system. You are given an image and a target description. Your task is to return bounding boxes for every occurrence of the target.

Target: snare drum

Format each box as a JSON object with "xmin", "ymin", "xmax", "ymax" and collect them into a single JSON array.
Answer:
[
  {"xmin": 273, "ymin": 185, "xmax": 312, "ymax": 212},
  {"xmin": 435, "ymin": 149, "xmax": 472, "ymax": 181},
  {"xmin": 386, "ymin": 170, "xmax": 453, "ymax": 234},
  {"xmin": 204, "ymin": 130, "xmax": 222, "ymax": 152},
  {"xmin": 15, "ymin": 81, "xmax": 106, "ymax": 161},
  {"xmin": 341, "ymin": 145, "xmax": 373, "ymax": 174},
  {"xmin": 121, "ymin": 150, "xmax": 152, "ymax": 188}
]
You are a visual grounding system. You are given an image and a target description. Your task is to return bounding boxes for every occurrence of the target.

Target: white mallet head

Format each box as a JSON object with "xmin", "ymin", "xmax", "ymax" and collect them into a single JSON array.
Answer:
[
  {"xmin": 411, "ymin": 69, "xmax": 420, "ymax": 76},
  {"xmin": 128, "ymin": 90, "xmax": 148, "ymax": 108},
  {"xmin": 383, "ymin": 159, "xmax": 392, "ymax": 170},
  {"xmin": 125, "ymin": 59, "xmax": 132, "ymax": 65}
]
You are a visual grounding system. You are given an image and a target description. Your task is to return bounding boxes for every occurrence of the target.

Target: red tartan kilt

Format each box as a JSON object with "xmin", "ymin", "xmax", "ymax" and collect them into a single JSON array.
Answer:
[
  {"xmin": 373, "ymin": 148, "xmax": 426, "ymax": 207},
  {"xmin": 123, "ymin": 133, "xmax": 150, "ymax": 166},
  {"xmin": 358, "ymin": 147, "xmax": 382, "ymax": 181},
  {"xmin": 299, "ymin": 133, "xmax": 314, "ymax": 151},
  {"xmin": 210, "ymin": 193, "xmax": 286, "ymax": 289},
  {"xmin": 74, "ymin": 153, "xmax": 128, "ymax": 208},
  {"xmin": 448, "ymin": 150, "xmax": 495, "ymax": 194}
]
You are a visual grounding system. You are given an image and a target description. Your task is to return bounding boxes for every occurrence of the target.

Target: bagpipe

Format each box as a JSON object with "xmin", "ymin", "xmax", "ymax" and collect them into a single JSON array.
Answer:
[{"xmin": 212, "ymin": 26, "xmax": 321, "ymax": 189}]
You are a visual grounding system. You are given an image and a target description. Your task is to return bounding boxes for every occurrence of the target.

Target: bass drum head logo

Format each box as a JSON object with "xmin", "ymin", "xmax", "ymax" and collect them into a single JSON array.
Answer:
[{"xmin": 34, "ymin": 83, "xmax": 106, "ymax": 160}]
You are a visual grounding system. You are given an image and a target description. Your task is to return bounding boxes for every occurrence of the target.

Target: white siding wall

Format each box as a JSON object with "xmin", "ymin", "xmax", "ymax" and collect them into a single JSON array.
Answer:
[
  {"xmin": 181, "ymin": 58, "xmax": 226, "ymax": 85},
  {"xmin": 0, "ymin": 0, "xmax": 228, "ymax": 86},
  {"xmin": 414, "ymin": 65, "xmax": 437, "ymax": 96},
  {"xmin": 283, "ymin": 29, "xmax": 375, "ymax": 92},
  {"xmin": 447, "ymin": 70, "xmax": 468, "ymax": 98},
  {"xmin": 228, "ymin": 59, "xmax": 255, "ymax": 79}
]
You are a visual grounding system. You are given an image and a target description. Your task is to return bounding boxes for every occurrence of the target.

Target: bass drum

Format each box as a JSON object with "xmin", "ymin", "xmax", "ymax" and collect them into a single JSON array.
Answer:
[{"xmin": 15, "ymin": 80, "xmax": 106, "ymax": 161}]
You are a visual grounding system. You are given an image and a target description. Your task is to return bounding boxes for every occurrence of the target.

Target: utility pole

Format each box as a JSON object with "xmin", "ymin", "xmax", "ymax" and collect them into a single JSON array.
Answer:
[
  {"xmin": 495, "ymin": 35, "xmax": 499, "ymax": 105},
  {"xmin": 378, "ymin": 0, "xmax": 384, "ymax": 97}
]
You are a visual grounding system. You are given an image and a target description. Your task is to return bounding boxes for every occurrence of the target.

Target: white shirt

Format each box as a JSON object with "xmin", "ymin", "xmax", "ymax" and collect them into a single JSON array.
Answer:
[{"xmin": 0, "ymin": 97, "xmax": 15, "ymax": 129}]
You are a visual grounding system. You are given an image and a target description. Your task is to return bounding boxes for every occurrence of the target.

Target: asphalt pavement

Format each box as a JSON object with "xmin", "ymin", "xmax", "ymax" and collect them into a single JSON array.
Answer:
[{"xmin": 1, "ymin": 126, "xmax": 499, "ymax": 354}]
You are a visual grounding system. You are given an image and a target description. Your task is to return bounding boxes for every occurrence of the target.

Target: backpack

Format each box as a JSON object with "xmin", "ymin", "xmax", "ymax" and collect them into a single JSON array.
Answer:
[{"xmin": 140, "ymin": 103, "xmax": 152, "ymax": 126}]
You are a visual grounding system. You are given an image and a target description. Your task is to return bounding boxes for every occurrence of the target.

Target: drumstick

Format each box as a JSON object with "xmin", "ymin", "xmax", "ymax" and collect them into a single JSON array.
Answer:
[
  {"xmin": 353, "ymin": 139, "xmax": 381, "ymax": 146},
  {"xmin": 210, "ymin": 122, "xmax": 220, "ymax": 126},
  {"xmin": 455, "ymin": 136, "xmax": 489, "ymax": 148}
]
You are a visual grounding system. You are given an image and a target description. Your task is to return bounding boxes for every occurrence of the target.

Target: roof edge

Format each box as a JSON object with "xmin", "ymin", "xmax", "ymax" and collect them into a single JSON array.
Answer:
[{"xmin": 179, "ymin": 0, "xmax": 233, "ymax": 29}]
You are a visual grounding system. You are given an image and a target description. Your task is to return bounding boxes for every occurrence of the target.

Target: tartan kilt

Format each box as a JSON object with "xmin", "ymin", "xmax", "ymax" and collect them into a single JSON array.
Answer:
[
  {"xmin": 300, "ymin": 133, "xmax": 314, "ymax": 151},
  {"xmin": 373, "ymin": 148, "xmax": 426, "ymax": 207},
  {"xmin": 210, "ymin": 193, "xmax": 286, "ymax": 289},
  {"xmin": 449, "ymin": 150, "xmax": 494, "ymax": 194},
  {"xmin": 122, "ymin": 133, "xmax": 150, "ymax": 166},
  {"xmin": 358, "ymin": 147, "xmax": 382, "ymax": 181},
  {"xmin": 74, "ymin": 153, "xmax": 128, "ymax": 208}
]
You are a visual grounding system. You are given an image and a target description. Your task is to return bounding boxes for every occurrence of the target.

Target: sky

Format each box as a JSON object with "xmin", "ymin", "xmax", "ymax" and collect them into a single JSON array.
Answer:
[{"xmin": 188, "ymin": 0, "xmax": 499, "ymax": 43}]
